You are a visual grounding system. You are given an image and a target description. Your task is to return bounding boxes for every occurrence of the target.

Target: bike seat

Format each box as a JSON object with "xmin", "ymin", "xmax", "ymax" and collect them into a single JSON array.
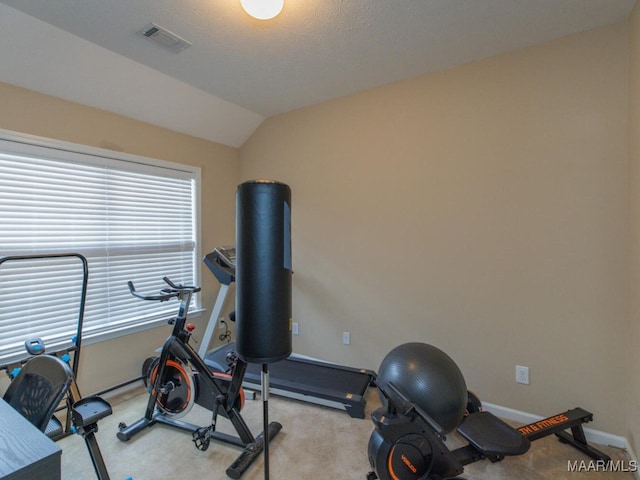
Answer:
[{"xmin": 457, "ymin": 411, "xmax": 530, "ymax": 457}]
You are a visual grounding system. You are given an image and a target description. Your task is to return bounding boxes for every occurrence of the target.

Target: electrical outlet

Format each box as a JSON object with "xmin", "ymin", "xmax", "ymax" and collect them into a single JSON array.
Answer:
[
  {"xmin": 292, "ymin": 322, "xmax": 299, "ymax": 336},
  {"xmin": 342, "ymin": 332, "xmax": 351, "ymax": 345},
  {"xmin": 218, "ymin": 317, "xmax": 226, "ymax": 329},
  {"xmin": 516, "ymin": 365, "xmax": 529, "ymax": 385}
]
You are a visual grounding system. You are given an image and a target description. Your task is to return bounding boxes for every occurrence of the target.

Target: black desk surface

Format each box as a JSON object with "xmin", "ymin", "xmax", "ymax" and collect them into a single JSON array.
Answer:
[{"xmin": 0, "ymin": 398, "xmax": 61, "ymax": 480}]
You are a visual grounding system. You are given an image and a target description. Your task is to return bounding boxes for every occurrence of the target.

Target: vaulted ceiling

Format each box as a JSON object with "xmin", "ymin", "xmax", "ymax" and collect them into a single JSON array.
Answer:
[{"xmin": 0, "ymin": 0, "xmax": 635, "ymax": 147}]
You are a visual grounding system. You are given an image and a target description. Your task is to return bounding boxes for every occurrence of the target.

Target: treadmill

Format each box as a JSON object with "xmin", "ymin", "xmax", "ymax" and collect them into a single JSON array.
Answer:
[{"xmin": 201, "ymin": 247, "xmax": 376, "ymax": 419}]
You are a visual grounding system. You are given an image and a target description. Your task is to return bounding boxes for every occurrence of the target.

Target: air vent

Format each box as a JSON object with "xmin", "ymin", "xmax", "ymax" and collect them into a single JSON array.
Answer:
[{"xmin": 138, "ymin": 23, "xmax": 192, "ymax": 52}]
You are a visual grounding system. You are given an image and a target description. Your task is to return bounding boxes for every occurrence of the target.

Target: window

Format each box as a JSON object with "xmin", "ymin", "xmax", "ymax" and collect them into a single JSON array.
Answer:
[{"xmin": 0, "ymin": 129, "xmax": 200, "ymax": 364}]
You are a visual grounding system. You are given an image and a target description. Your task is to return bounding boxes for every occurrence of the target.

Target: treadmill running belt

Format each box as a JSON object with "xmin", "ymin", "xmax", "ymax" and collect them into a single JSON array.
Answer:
[{"xmin": 205, "ymin": 342, "xmax": 376, "ymax": 418}]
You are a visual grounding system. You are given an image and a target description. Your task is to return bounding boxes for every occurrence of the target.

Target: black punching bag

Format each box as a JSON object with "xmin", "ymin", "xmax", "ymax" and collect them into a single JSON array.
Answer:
[{"xmin": 235, "ymin": 180, "xmax": 292, "ymax": 364}]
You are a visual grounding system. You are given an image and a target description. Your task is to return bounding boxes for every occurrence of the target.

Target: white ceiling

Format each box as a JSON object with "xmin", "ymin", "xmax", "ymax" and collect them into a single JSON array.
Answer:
[{"xmin": 0, "ymin": 0, "xmax": 635, "ymax": 147}]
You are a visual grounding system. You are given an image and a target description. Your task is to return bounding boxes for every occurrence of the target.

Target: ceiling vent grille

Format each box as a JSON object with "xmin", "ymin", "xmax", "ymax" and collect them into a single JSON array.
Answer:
[{"xmin": 138, "ymin": 23, "xmax": 192, "ymax": 53}]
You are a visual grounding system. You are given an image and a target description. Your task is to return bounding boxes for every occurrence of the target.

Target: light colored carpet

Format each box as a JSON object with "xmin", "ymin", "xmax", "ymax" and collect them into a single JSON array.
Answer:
[{"xmin": 57, "ymin": 385, "xmax": 636, "ymax": 480}]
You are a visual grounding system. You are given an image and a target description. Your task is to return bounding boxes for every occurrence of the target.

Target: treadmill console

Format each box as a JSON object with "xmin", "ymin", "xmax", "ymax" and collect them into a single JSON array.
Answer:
[{"xmin": 203, "ymin": 246, "xmax": 236, "ymax": 285}]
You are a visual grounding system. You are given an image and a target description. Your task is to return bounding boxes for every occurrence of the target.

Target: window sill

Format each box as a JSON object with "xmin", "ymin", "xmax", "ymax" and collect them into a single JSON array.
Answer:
[{"xmin": 81, "ymin": 308, "xmax": 205, "ymax": 347}]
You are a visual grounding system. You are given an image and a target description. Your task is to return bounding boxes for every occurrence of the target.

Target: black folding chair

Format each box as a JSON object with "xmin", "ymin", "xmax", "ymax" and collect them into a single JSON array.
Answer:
[{"xmin": 3, "ymin": 355, "xmax": 73, "ymax": 435}]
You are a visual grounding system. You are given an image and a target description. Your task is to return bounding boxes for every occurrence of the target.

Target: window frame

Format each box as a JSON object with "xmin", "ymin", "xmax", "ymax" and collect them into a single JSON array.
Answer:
[{"xmin": 0, "ymin": 128, "xmax": 202, "ymax": 361}]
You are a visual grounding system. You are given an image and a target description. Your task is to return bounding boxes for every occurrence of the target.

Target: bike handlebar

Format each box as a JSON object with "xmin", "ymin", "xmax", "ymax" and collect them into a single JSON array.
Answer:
[{"xmin": 127, "ymin": 277, "xmax": 201, "ymax": 302}]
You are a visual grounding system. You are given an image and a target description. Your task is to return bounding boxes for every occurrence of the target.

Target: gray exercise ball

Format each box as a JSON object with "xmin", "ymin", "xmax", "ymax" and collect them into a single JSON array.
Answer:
[{"xmin": 377, "ymin": 342, "xmax": 467, "ymax": 433}]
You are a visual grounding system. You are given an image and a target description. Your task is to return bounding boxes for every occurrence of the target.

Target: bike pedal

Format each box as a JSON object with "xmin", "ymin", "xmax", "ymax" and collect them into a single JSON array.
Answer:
[{"xmin": 192, "ymin": 427, "xmax": 212, "ymax": 451}]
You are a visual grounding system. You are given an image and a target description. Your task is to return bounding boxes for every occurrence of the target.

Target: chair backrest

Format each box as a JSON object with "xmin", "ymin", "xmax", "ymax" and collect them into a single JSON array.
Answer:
[{"xmin": 3, "ymin": 355, "xmax": 74, "ymax": 432}]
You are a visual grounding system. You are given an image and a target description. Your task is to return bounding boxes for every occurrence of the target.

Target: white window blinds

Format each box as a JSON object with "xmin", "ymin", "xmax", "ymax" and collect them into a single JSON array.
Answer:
[{"xmin": 0, "ymin": 131, "xmax": 200, "ymax": 364}]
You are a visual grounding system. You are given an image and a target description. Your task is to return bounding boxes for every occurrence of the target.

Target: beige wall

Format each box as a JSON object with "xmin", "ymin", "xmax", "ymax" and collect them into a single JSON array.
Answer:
[
  {"xmin": 240, "ymin": 24, "xmax": 630, "ymax": 435},
  {"xmin": 0, "ymin": 82, "xmax": 239, "ymax": 393},
  {"xmin": 0, "ymin": 19, "xmax": 635, "ymax": 442},
  {"xmin": 628, "ymin": 2, "xmax": 640, "ymax": 458}
]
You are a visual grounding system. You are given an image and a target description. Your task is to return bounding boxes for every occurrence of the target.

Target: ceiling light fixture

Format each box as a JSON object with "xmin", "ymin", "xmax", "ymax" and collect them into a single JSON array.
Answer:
[{"xmin": 240, "ymin": 0, "xmax": 284, "ymax": 20}]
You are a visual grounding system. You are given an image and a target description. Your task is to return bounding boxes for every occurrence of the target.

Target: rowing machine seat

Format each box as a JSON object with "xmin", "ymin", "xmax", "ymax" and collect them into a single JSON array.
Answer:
[{"xmin": 457, "ymin": 411, "xmax": 531, "ymax": 458}]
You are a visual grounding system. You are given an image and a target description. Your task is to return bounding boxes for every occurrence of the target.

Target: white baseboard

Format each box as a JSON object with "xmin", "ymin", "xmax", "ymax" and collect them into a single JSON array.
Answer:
[
  {"xmin": 482, "ymin": 401, "xmax": 628, "ymax": 449},
  {"xmin": 98, "ymin": 378, "xmax": 145, "ymax": 401}
]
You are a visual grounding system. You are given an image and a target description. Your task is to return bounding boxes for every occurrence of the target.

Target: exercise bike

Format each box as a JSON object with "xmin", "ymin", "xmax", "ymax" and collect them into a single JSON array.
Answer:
[
  {"xmin": 0, "ymin": 253, "xmax": 116, "ymax": 480},
  {"xmin": 116, "ymin": 277, "xmax": 281, "ymax": 479}
]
